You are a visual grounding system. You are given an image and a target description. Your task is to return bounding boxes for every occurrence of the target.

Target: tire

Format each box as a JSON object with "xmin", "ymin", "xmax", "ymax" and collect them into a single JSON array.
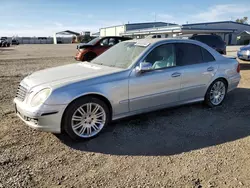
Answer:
[
  {"xmin": 204, "ymin": 79, "xmax": 227, "ymax": 107},
  {"xmin": 84, "ymin": 52, "xmax": 97, "ymax": 62},
  {"xmin": 62, "ymin": 97, "xmax": 111, "ymax": 140}
]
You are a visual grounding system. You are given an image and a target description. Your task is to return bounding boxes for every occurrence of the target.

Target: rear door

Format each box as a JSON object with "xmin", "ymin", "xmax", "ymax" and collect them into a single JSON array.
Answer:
[{"xmin": 175, "ymin": 43, "xmax": 218, "ymax": 101}]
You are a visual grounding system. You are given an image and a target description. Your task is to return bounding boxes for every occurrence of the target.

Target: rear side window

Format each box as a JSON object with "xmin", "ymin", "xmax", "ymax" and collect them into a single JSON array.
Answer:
[
  {"xmin": 201, "ymin": 48, "xmax": 215, "ymax": 62},
  {"xmin": 175, "ymin": 43, "xmax": 203, "ymax": 66}
]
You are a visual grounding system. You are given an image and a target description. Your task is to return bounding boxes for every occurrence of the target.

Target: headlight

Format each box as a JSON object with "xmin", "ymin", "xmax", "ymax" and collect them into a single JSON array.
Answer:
[{"xmin": 30, "ymin": 88, "xmax": 51, "ymax": 107}]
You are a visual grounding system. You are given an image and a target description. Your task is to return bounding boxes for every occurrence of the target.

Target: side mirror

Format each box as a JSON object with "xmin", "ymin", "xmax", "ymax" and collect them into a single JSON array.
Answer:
[{"xmin": 135, "ymin": 62, "xmax": 152, "ymax": 74}]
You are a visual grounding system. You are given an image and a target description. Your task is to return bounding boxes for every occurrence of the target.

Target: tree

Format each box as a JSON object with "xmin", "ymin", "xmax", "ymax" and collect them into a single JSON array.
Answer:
[{"xmin": 236, "ymin": 17, "xmax": 248, "ymax": 24}]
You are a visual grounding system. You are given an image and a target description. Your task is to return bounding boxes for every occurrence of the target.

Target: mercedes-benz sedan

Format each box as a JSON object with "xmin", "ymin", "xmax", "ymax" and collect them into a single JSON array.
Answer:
[{"xmin": 14, "ymin": 38, "xmax": 241, "ymax": 140}]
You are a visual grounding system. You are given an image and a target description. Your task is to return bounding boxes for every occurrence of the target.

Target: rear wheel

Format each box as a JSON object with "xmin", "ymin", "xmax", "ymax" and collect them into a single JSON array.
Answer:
[
  {"xmin": 84, "ymin": 52, "xmax": 97, "ymax": 62},
  {"xmin": 62, "ymin": 97, "xmax": 110, "ymax": 140},
  {"xmin": 204, "ymin": 79, "xmax": 227, "ymax": 107}
]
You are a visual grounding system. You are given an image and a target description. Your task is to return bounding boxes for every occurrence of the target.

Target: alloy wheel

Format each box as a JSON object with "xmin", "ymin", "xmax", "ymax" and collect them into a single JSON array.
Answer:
[
  {"xmin": 209, "ymin": 81, "xmax": 226, "ymax": 105},
  {"xmin": 71, "ymin": 103, "xmax": 106, "ymax": 138}
]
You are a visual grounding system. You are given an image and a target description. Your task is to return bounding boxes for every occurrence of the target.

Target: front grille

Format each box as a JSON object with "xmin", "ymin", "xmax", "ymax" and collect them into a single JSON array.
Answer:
[{"xmin": 16, "ymin": 85, "xmax": 28, "ymax": 102}]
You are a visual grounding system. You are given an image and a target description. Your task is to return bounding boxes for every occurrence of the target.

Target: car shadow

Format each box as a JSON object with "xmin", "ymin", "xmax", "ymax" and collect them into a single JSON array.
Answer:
[
  {"xmin": 0, "ymin": 48, "xmax": 14, "ymax": 52},
  {"xmin": 56, "ymin": 88, "xmax": 250, "ymax": 156}
]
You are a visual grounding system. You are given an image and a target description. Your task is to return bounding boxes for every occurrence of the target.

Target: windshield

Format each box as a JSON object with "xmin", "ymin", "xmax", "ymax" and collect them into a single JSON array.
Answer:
[
  {"xmin": 86, "ymin": 37, "xmax": 100, "ymax": 45},
  {"xmin": 91, "ymin": 42, "xmax": 146, "ymax": 69}
]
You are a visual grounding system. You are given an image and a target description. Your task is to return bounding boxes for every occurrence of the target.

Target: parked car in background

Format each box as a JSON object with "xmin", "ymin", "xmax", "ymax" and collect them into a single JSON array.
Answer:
[
  {"xmin": 14, "ymin": 38, "xmax": 240, "ymax": 140},
  {"xmin": 0, "ymin": 37, "xmax": 10, "ymax": 47},
  {"xmin": 75, "ymin": 36, "xmax": 131, "ymax": 61},
  {"xmin": 11, "ymin": 38, "xmax": 19, "ymax": 45},
  {"xmin": 237, "ymin": 45, "xmax": 250, "ymax": 61},
  {"xmin": 178, "ymin": 34, "xmax": 226, "ymax": 55}
]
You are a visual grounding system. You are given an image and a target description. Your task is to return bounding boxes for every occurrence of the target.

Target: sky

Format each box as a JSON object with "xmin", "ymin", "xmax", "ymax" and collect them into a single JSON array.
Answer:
[{"xmin": 0, "ymin": 0, "xmax": 250, "ymax": 37}]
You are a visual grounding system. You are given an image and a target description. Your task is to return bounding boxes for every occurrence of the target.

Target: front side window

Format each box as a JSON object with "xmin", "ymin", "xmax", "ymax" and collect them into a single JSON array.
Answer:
[
  {"xmin": 143, "ymin": 44, "xmax": 175, "ymax": 69},
  {"xmin": 108, "ymin": 38, "xmax": 118, "ymax": 46},
  {"xmin": 175, "ymin": 43, "xmax": 203, "ymax": 66},
  {"xmin": 100, "ymin": 38, "xmax": 109, "ymax": 46}
]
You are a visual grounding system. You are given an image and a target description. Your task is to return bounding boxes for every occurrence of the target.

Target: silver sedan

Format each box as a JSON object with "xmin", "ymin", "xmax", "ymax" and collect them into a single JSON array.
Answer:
[
  {"xmin": 237, "ymin": 45, "xmax": 250, "ymax": 61},
  {"xmin": 14, "ymin": 38, "xmax": 241, "ymax": 140}
]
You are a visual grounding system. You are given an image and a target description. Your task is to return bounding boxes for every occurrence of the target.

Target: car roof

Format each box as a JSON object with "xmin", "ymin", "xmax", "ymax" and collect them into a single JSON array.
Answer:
[
  {"xmin": 101, "ymin": 36, "xmax": 130, "ymax": 39},
  {"xmin": 129, "ymin": 38, "xmax": 195, "ymax": 46},
  {"xmin": 126, "ymin": 38, "xmax": 225, "ymax": 61}
]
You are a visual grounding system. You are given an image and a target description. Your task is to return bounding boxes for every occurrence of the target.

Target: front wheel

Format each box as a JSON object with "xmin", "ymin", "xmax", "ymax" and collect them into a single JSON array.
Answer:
[
  {"xmin": 84, "ymin": 52, "xmax": 97, "ymax": 62},
  {"xmin": 204, "ymin": 79, "xmax": 227, "ymax": 107},
  {"xmin": 62, "ymin": 97, "xmax": 110, "ymax": 140}
]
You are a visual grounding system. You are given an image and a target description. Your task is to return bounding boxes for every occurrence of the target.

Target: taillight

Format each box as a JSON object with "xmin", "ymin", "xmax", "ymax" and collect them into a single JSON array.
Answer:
[{"xmin": 237, "ymin": 62, "xmax": 240, "ymax": 73}]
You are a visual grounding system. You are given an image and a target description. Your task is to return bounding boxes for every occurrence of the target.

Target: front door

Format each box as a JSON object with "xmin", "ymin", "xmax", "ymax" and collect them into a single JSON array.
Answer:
[{"xmin": 129, "ymin": 44, "xmax": 181, "ymax": 112}]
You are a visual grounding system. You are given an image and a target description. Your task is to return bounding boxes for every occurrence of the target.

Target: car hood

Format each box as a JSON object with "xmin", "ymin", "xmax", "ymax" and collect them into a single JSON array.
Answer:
[
  {"xmin": 77, "ymin": 43, "xmax": 93, "ymax": 49},
  {"xmin": 240, "ymin": 45, "xmax": 250, "ymax": 51},
  {"xmin": 23, "ymin": 62, "xmax": 123, "ymax": 89}
]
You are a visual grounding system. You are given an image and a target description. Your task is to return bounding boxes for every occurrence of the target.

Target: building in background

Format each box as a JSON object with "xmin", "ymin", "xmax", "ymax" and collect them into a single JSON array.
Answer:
[
  {"xmin": 236, "ymin": 31, "xmax": 250, "ymax": 45},
  {"xmin": 100, "ymin": 22, "xmax": 177, "ymax": 37},
  {"xmin": 182, "ymin": 21, "xmax": 250, "ymax": 45},
  {"xmin": 92, "ymin": 32, "xmax": 100, "ymax": 37},
  {"xmin": 3, "ymin": 21, "xmax": 249, "ymax": 45},
  {"xmin": 120, "ymin": 21, "xmax": 250, "ymax": 45}
]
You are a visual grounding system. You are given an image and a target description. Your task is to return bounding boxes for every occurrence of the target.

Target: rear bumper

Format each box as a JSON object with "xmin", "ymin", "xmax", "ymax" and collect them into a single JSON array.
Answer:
[
  {"xmin": 14, "ymin": 98, "xmax": 67, "ymax": 133},
  {"xmin": 228, "ymin": 74, "xmax": 241, "ymax": 92}
]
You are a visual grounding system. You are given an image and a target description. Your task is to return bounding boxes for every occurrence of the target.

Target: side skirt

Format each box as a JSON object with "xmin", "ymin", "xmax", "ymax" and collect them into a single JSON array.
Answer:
[{"xmin": 112, "ymin": 98, "xmax": 204, "ymax": 121}]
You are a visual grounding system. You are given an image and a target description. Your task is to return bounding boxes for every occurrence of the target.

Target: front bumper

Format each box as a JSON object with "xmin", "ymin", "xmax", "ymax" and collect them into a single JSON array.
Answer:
[
  {"xmin": 75, "ymin": 51, "xmax": 84, "ymax": 61},
  {"xmin": 14, "ymin": 98, "xmax": 67, "ymax": 133},
  {"xmin": 237, "ymin": 51, "xmax": 250, "ymax": 60}
]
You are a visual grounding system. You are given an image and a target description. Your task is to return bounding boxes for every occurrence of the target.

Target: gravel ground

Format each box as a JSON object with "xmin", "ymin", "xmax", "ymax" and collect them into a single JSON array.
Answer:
[{"xmin": 1, "ymin": 45, "xmax": 250, "ymax": 188}]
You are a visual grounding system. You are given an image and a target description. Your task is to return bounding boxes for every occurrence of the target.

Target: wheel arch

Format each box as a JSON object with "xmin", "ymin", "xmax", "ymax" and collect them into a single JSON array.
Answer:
[
  {"xmin": 207, "ymin": 76, "xmax": 229, "ymax": 91},
  {"xmin": 61, "ymin": 93, "xmax": 113, "ymax": 132},
  {"xmin": 212, "ymin": 77, "xmax": 229, "ymax": 88},
  {"xmin": 204, "ymin": 76, "xmax": 229, "ymax": 99},
  {"xmin": 83, "ymin": 51, "xmax": 97, "ymax": 61}
]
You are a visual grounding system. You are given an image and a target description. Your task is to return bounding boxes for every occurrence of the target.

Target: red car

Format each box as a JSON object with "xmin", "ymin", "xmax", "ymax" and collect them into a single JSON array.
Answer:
[{"xmin": 75, "ymin": 36, "xmax": 131, "ymax": 61}]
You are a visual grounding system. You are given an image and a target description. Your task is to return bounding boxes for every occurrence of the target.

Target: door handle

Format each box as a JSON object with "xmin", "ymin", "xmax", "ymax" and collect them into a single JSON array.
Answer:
[
  {"xmin": 207, "ymin": 67, "xmax": 214, "ymax": 72},
  {"xmin": 171, "ymin": 72, "xmax": 181, "ymax": 77}
]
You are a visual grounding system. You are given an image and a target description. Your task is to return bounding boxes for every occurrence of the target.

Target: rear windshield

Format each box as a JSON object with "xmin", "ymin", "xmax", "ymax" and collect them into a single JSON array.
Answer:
[{"xmin": 192, "ymin": 35, "xmax": 224, "ymax": 46}]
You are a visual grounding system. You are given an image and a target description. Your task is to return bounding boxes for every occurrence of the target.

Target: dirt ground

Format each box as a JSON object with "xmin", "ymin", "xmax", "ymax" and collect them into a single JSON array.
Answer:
[{"xmin": 1, "ymin": 44, "xmax": 250, "ymax": 188}]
